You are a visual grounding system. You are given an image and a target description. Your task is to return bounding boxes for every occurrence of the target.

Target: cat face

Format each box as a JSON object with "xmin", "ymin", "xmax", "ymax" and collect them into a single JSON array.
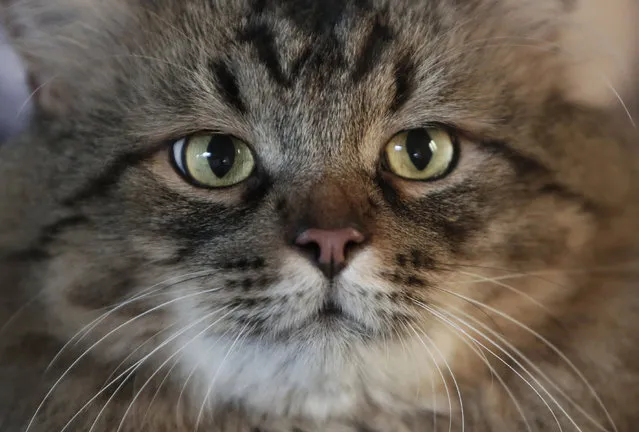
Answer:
[{"xmin": 1, "ymin": 0, "xmax": 636, "ymax": 421}]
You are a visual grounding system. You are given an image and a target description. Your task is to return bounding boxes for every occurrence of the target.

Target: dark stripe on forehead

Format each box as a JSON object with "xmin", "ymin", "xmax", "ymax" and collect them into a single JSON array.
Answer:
[
  {"xmin": 351, "ymin": 16, "xmax": 393, "ymax": 83},
  {"xmin": 244, "ymin": 1, "xmax": 376, "ymax": 86},
  {"xmin": 238, "ymin": 23, "xmax": 289, "ymax": 87},
  {"xmin": 209, "ymin": 60, "xmax": 247, "ymax": 114},
  {"xmin": 249, "ymin": 0, "xmax": 267, "ymax": 14},
  {"xmin": 278, "ymin": 0, "xmax": 373, "ymax": 35},
  {"xmin": 390, "ymin": 55, "xmax": 416, "ymax": 113},
  {"xmin": 290, "ymin": 45, "xmax": 314, "ymax": 79}
]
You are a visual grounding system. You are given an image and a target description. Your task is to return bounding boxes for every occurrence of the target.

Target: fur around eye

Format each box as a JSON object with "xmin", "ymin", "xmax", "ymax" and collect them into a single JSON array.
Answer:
[
  {"xmin": 383, "ymin": 128, "xmax": 456, "ymax": 181},
  {"xmin": 171, "ymin": 134, "xmax": 255, "ymax": 188}
]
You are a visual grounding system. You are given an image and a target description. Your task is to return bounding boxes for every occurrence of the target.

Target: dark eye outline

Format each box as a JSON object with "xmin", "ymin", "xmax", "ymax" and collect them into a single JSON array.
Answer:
[
  {"xmin": 169, "ymin": 133, "xmax": 257, "ymax": 189},
  {"xmin": 380, "ymin": 126, "xmax": 460, "ymax": 182}
]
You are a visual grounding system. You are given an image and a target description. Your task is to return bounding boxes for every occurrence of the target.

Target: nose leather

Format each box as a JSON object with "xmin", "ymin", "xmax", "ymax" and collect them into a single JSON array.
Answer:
[{"xmin": 295, "ymin": 227, "xmax": 365, "ymax": 277}]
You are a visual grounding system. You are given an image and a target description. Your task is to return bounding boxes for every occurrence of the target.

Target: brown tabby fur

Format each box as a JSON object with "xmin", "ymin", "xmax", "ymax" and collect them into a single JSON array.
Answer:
[{"xmin": 0, "ymin": 0, "xmax": 638, "ymax": 431}]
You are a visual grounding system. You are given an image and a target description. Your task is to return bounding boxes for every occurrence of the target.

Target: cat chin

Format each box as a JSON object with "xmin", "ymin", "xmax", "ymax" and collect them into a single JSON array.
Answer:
[{"xmin": 176, "ymin": 329, "xmax": 452, "ymax": 423}]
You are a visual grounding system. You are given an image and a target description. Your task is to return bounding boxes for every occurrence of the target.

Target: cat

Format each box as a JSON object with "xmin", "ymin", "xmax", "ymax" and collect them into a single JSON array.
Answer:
[{"xmin": 0, "ymin": 0, "xmax": 638, "ymax": 430}]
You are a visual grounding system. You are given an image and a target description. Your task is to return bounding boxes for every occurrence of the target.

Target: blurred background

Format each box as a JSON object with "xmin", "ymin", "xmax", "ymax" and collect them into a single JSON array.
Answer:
[{"xmin": 0, "ymin": 25, "xmax": 30, "ymax": 144}]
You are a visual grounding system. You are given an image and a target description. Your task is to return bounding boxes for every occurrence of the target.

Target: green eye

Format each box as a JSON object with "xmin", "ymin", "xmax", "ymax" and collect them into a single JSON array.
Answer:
[
  {"xmin": 383, "ymin": 128, "xmax": 456, "ymax": 181},
  {"xmin": 171, "ymin": 134, "xmax": 255, "ymax": 188}
]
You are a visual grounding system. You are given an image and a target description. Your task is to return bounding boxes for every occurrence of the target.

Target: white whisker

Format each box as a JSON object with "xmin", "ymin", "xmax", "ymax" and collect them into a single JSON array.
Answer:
[
  {"xmin": 102, "ymin": 324, "xmax": 178, "ymax": 388},
  {"xmin": 28, "ymin": 285, "xmax": 224, "ymax": 432},
  {"xmin": 444, "ymin": 303, "xmax": 613, "ymax": 432},
  {"xmin": 194, "ymin": 323, "xmax": 252, "ymax": 431},
  {"xmin": 410, "ymin": 298, "xmax": 562, "ymax": 431},
  {"xmin": 46, "ymin": 270, "xmax": 218, "ymax": 372},
  {"xmin": 410, "ymin": 298, "xmax": 532, "ymax": 432},
  {"xmin": 448, "ymin": 261, "xmax": 639, "ymax": 288},
  {"xmin": 174, "ymin": 327, "xmax": 234, "ymax": 422},
  {"xmin": 114, "ymin": 307, "xmax": 238, "ymax": 432},
  {"xmin": 392, "ymin": 323, "xmax": 438, "ymax": 427},
  {"xmin": 437, "ymin": 288, "xmax": 617, "ymax": 432},
  {"xmin": 454, "ymin": 269, "xmax": 552, "ymax": 314},
  {"xmin": 413, "ymin": 324, "xmax": 465, "ymax": 431},
  {"xmin": 139, "ymin": 353, "xmax": 183, "ymax": 427},
  {"xmin": 0, "ymin": 292, "xmax": 41, "ymax": 338},
  {"xmin": 427, "ymin": 294, "xmax": 581, "ymax": 431},
  {"xmin": 59, "ymin": 306, "xmax": 233, "ymax": 432},
  {"xmin": 406, "ymin": 322, "xmax": 454, "ymax": 432}
]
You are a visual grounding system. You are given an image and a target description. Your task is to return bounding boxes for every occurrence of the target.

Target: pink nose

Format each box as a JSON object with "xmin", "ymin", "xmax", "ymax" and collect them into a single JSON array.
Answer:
[{"xmin": 295, "ymin": 227, "xmax": 365, "ymax": 278}]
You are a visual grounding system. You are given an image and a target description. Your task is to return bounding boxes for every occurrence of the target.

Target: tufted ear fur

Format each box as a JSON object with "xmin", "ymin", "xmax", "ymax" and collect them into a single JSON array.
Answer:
[
  {"xmin": 0, "ymin": 0, "xmax": 132, "ymax": 116},
  {"xmin": 502, "ymin": 0, "xmax": 636, "ymax": 109},
  {"xmin": 560, "ymin": 0, "xmax": 637, "ymax": 109}
]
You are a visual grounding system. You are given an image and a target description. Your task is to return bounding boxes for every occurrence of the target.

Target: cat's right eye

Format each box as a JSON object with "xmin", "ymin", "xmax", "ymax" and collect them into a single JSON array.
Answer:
[
  {"xmin": 382, "ymin": 127, "xmax": 456, "ymax": 181},
  {"xmin": 171, "ymin": 134, "xmax": 256, "ymax": 188}
]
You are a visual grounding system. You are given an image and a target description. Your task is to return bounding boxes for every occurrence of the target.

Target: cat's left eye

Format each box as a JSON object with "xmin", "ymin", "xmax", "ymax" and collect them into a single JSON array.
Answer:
[
  {"xmin": 171, "ymin": 134, "xmax": 255, "ymax": 188},
  {"xmin": 382, "ymin": 128, "xmax": 456, "ymax": 181}
]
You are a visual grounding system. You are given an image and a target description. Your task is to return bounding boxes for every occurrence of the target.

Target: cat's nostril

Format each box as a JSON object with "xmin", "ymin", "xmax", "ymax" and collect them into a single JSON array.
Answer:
[
  {"xmin": 295, "ymin": 227, "xmax": 365, "ymax": 278},
  {"xmin": 299, "ymin": 240, "xmax": 322, "ymax": 263}
]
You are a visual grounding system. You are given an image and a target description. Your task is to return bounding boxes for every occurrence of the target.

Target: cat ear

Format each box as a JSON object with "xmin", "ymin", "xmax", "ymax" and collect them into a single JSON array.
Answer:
[
  {"xmin": 0, "ymin": 0, "xmax": 127, "ymax": 116},
  {"xmin": 495, "ymin": 0, "xmax": 636, "ymax": 110},
  {"xmin": 536, "ymin": 0, "xmax": 637, "ymax": 109},
  {"xmin": 560, "ymin": 0, "xmax": 637, "ymax": 109}
]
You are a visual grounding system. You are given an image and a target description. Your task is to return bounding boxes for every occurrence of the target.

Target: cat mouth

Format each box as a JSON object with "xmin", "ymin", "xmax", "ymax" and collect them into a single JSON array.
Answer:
[
  {"xmin": 314, "ymin": 297, "xmax": 363, "ymax": 330},
  {"xmin": 278, "ymin": 294, "xmax": 370, "ymax": 336},
  {"xmin": 317, "ymin": 298, "xmax": 344, "ymax": 317}
]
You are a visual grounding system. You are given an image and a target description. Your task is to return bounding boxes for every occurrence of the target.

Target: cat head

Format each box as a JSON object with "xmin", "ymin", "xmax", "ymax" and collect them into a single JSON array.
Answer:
[{"xmin": 1, "ymin": 0, "xmax": 637, "ymax": 419}]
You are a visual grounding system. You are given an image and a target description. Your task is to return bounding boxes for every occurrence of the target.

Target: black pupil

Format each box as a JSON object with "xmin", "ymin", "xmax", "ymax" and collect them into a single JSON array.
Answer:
[
  {"xmin": 405, "ymin": 129, "xmax": 433, "ymax": 171},
  {"xmin": 206, "ymin": 135, "xmax": 236, "ymax": 178}
]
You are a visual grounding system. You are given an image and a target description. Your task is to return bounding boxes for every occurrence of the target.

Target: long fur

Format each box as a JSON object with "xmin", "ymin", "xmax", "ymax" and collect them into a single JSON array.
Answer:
[{"xmin": 0, "ymin": 1, "xmax": 638, "ymax": 431}]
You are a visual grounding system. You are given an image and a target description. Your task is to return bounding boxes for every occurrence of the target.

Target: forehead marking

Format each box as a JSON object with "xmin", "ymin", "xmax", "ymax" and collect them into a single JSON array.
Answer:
[
  {"xmin": 237, "ymin": 23, "xmax": 290, "ymax": 88},
  {"xmin": 351, "ymin": 15, "xmax": 394, "ymax": 84},
  {"xmin": 210, "ymin": 60, "xmax": 247, "ymax": 114},
  {"xmin": 239, "ymin": 0, "xmax": 388, "ymax": 88},
  {"xmin": 391, "ymin": 55, "xmax": 417, "ymax": 113}
]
